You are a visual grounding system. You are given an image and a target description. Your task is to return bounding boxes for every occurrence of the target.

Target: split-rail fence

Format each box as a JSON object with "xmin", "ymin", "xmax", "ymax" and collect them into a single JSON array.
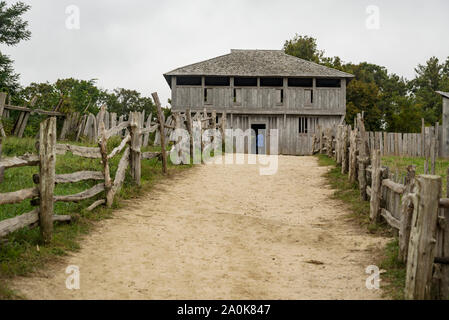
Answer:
[
  {"xmin": 314, "ymin": 114, "xmax": 449, "ymax": 300},
  {"xmin": 0, "ymin": 92, "xmax": 225, "ymax": 244}
]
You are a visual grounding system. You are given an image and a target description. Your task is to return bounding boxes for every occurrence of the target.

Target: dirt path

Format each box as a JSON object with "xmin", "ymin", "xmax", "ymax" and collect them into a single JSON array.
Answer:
[{"xmin": 12, "ymin": 156, "xmax": 387, "ymax": 300}]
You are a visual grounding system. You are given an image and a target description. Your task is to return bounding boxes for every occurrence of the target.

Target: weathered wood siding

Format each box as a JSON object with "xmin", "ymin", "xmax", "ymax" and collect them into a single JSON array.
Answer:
[
  {"xmin": 225, "ymin": 114, "xmax": 341, "ymax": 156},
  {"xmin": 171, "ymin": 76, "xmax": 346, "ymax": 114}
]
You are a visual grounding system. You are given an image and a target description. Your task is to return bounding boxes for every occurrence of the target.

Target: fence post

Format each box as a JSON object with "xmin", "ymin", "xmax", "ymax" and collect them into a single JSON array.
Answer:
[
  {"xmin": 433, "ymin": 168, "xmax": 449, "ymax": 299},
  {"xmin": 421, "ymin": 118, "xmax": 425, "ymax": 157},
  {"xmin": 0, "ymin": 137, "xmax": 3, "ymax": 183},
  {"xmin": 348, "ymin": 128, "xmax": 358, "ymax": 184},
  {"xmin": 129, "ymin": 112, "xmax": 141, "ymax": 186},
  {"xmin": 370, "ymin": 150, "xmax": 382, "ymax": 222},
  {"xmin": 341, "ymin": 125, "xmax": 350, "ymax": 174},
  {"xmin": 0, "ymin": 92, "xmax": 6, "ymax": 137},
  {"xmin": 99, "ymin": 118, "xmax": 113, "ymax": 207},
  {"xmin": 399, "ymin": 165, "xmax": 416, "ymax": 263},
  {"xmin": 39, "ymin": 117, "xmax": 56, "ymax": 243},
  {"xmin": 357, "ymin": 116, "xmax": 369, "ymax": 201},
  {"xmin": 186, "ymin": 109, "xmax": 194, "ymax": 162},
  {"xmin": 152, "ymin": 92, "xmax": 167, "ymax": 174},
  {"xmin": 221, "ymin": 112, "xmax": 227, "ymax": 153},
  {"xmin": 405, "ymin": 175, "xmax": 441, "ymax": 300}
]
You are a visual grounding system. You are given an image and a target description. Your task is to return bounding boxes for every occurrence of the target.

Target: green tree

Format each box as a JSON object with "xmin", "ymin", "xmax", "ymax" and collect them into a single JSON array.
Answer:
[
  {"xmin": 104, "ymin": 88, "xmax": 156, "ymax": 117},
  {"xmin": 0, "ymin": 1, "xmax": 31, "ymax": 93},
  {"xmin": 409, "ymin": 56, "xmax": 449, "ymax": 125},
  {"xmin": 283, "ymin": 34, "xmax": 324, "ymax": 63}
]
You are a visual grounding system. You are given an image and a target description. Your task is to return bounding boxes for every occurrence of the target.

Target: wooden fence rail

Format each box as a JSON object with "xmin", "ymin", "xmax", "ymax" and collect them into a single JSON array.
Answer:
[
  {"xmin": 0, "ymin": 92, "xmax": 227, "ymax": 243},
  {"xmin": 315, "ymin": 114, "xmax": 449, "ymax": 300}
]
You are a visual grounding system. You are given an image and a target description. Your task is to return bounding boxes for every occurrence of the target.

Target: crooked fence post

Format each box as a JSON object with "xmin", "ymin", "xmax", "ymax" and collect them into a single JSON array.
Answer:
[
  {"xmin": 405, "ymin": 175, "xmax": 441, "ymax": 300},
  {"xmin": 39, "ymin": 117, "xmax": 56, "ymax": 243},
  {"xmin": 152, "ymin": 92, "xmax": 167, "ymax": 174}
]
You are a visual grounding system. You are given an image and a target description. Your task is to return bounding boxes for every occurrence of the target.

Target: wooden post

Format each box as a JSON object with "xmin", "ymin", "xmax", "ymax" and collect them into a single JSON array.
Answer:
[
  {"xmin": 142, "ymin": 113, "xmax": 152, "ymax": 148},
  {"xmin": 129, "ymin": 112, "xmax": 141, "ymax": 185},
  {"xmin": 221, "ymin": 112, "xmax": 227, "ymax": 153},
  {"xmin": 434, "ymin": 168, "xmax": 449, "ymax": 299},
  {"xmin": 348, "ymin": 128, "xmax": 358, "ymax": 184},
  {"xmin": 173, "ymin": 112, "xmax": 183, "ymax": 162},
  {"xmin": 399, "ymin": 165, "xmax": 416, "ymax": 263},
  {"xmin": 186, "ymin": 109, "xmax": 194, "ymax": 162},
  {"xmin": 0, "ymin": 93, "xmax": 6, "ymax": 137},
  {"xmin": 405, "ymin": 175, "xmax": 441, "ymax": 300},
  {"xmin": 152, "ymin": 92, "xmax": 167, "ymax": 174},
  {"xmin": 98, "ymin": 116, "xmax": 113, "ymax": 207},
  {"xmin": 0, "ymin": 137, "xmax": 4, "ymax": 183},
  {"xmin": 421, "ymin": 118, "xmax": 425, "ymax": 157},
  {"xmin": 39, "ymin": 117, "xmax": 57, "ymax": 243},
  {"xmin": 341, "ymin": 125, "xmax": 350, "ymax": 174},
  {"xmin": 370, "ymin": 150, "xmax": 382, "ymax": 222},
  {"xmin": 431, "ymin": 134, "xmax": 436, "ymax": 175},
  {"xmin": 357, "ymin": 116, "xmax": 369, "ymax": 200}
]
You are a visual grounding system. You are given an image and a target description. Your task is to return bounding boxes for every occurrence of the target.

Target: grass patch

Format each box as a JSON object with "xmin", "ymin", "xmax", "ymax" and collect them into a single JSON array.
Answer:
[
  {"xmin": 316, "ymin": 154, "xmax": 405, "ymax": 299},
  {"xmin": 0, "ymin": 137, "xmax": 191, "ymax": 299},
  {"xmin": 382, "ymin": 156, "xmax": 449, "ymax": 193}
]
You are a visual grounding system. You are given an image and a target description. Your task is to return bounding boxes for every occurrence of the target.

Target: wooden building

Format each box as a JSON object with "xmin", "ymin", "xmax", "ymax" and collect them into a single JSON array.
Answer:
[
  {"xmin": 437, "ymin": 91, "xmax": 449, "ymax": 157},
  {"xmin": 164, "ymin": 49, "xmax": 354, "ymax": 155}
]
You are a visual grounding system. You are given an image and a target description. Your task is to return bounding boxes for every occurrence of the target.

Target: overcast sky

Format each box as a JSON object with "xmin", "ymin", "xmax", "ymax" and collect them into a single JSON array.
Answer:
[{"xmin": 3, "ymin": 0, "xmax": 449, "ymax": 107}]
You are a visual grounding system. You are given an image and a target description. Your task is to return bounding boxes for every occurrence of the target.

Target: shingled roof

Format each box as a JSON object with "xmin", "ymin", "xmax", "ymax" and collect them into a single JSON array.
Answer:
[{"xmin": 164, "ymin": 49, "xmax": 354, "ymax": 85}]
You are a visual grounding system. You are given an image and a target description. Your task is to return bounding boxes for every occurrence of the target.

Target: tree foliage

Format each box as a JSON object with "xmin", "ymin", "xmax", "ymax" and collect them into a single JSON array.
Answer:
[
  {"xmin": 283, "ymin": 34, "xmax": 449, "ymax": 133},
  {"xmin": 0, "ymin": 1, "xmax": 31, "ymax": 94}
]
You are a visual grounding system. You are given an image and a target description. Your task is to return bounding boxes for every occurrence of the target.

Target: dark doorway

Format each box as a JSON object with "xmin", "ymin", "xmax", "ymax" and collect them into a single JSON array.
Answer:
[{"xmin": 251, "ymin": 124, "xmax": 266, "ymax": 155}]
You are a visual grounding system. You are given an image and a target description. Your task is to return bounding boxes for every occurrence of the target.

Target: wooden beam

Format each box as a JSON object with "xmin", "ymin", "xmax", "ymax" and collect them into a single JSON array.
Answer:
[
  {"xmin": 0, "ymin": 209, "xmax": 71, "ymax": 238},
  {"xmin": 0, "ymin": 154, "xmax": 39, "ymax": 170},
  {"xmin": 111, "ymin": 147, "xmax": 130, "ymax": 199},
  {"xmin": 105, "ymin": 121, "xmax": 129, "ymax": 140},
  {"xmin": 55, "ymin": 171, "xmax": 104, "ymax": 184},
  {"xmin": 0, "ymin": 187, "xmax": 39, "ymax": 205},
  {"xmin": 381, "ymin": 208, "xmax": 401, "ymax": 230},
  {"xmin": 4, "ymin": 104, "xmax": 65, "ymax": 116},
  {"xmin": 108, "ymin": 134, "xmax": 131, "ymax": 159},
  {"xmin": 54, "ymin": 183, "xmax": 105, "ymax": 203},
  {"xmin": 86, "ymin": 199, "xmax": 106, "ymax": 212},
  {"xmin": 56, "ymin": 144, "xmax": 102, "ymax": 159},
  {"xmin": 382, "ymin": 179, "xmax": 406, "ymax": 194},
  {"xmin": 141, "ymin": 152, "xmax": 161, "ymax": 160}
]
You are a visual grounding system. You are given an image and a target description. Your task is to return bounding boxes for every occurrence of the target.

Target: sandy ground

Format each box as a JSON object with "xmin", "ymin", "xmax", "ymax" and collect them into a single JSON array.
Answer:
[{"xmin": 11, "ymin": 156, "xmax": 388, "ymax": 300}]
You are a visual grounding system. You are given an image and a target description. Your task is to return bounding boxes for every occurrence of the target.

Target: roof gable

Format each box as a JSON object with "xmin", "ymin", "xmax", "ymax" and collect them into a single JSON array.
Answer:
[{"xmin": 164, "ymin": 49, "xmax": 354, "ymax": 82}]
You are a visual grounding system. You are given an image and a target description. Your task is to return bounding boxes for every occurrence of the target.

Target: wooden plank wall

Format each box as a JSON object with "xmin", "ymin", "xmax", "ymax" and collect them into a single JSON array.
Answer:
[
  {"xmin": 227, "ymin": 114, "xmax": 341, "ymax": 156},
  {"xmin": 366, "ymin": 127, "xmax": 442, "ymax": 157},
  {"xmin": 174, "ymin": 86, "xmax": 345, "ymax": 112}
]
